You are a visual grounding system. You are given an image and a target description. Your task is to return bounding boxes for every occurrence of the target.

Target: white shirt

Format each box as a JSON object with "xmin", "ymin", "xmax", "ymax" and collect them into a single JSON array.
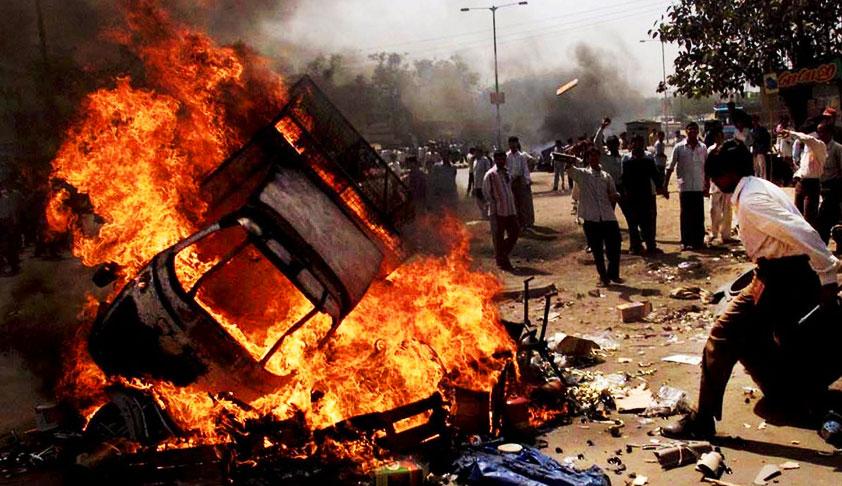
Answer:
[
  {"xmin": 473, "ymin": 156, "xmax": 493, "ymax": 187},
  {"xmin": 506, "ymin": 150, "xmax": 532, "ymax": 183},
  {"xmin": 732, "ymin": 176, "xmax": 840, "ymax": 285},
  {"xmin": 792, "ymin": 131, "xmax": 827, "ymax": 180},
  {"xmin": 776, "ymin": 133, "xmax": 794, "ymax": 158},
  {"xmin": 668, "ymin": 139, "xmax": 707, "ymax": 192},
  {"xmin": 566, "ymin": 166, "xmax": 618, "ymax": 222}
]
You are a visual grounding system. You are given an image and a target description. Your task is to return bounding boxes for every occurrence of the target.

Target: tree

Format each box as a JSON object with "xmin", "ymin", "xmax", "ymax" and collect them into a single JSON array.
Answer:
[{"xmin": 654, "ymin": 0, "xmax": 842, "ymax": 124}]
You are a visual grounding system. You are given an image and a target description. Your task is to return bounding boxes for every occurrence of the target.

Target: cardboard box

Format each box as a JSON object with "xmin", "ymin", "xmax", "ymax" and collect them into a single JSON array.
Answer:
[
  {"xmin": 617, "ymin": 301, "xmax": 652, "ymax": 322},
  {"xmin": 374, "ymin": 461, "xmax": 424, "ymax": 486}
]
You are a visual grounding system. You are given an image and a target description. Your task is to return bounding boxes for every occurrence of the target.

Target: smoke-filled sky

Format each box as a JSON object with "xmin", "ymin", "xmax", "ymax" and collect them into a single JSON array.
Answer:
[{"xmin": 262, "ymin": 0, "xmax": 680, "ymax": 95}]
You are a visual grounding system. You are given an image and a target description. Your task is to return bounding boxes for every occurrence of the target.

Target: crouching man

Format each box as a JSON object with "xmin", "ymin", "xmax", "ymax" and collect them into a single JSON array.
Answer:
[{"xmin": 663, "ymin": 141, "xmax": 842, "ymax": 439}]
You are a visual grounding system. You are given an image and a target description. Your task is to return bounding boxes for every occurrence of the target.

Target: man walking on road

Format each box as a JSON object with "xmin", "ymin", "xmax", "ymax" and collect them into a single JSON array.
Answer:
[
  {"xmin": 665, "ymin": 122, "xmax": 708, "ymax": 250},
  {"xmin": 483, "ymin": 151, "xmax": 520, "ymax": 271},
  {"xmin": 506, "ymin": 136, "xmax": 535, "ymax": 230},
  {"xmin": 663, "ymin": 141, "xmax": 841, "ymax": 440},
  {"xmin": 565, "ymin": 146, "xmax": 623, "ymax": 286}
]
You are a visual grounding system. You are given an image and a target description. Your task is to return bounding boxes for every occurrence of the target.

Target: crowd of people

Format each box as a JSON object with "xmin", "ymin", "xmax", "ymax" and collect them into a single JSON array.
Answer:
[{"xmin": 447, "ymin": 108, "xmax": 842, "ymax": 291}]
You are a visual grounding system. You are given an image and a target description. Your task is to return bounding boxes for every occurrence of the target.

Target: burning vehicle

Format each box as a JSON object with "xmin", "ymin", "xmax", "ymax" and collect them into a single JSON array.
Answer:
[
  {"xmin": 21, "ymin": 5, "xmax": 521, "ymax": 481},
  {"xmin": 63, "ymin": 76, "xmax": 518, "ymax": 471},
  {"xmin": 88, "ymin": 77, "xmax": 412, "ymax": 407}
]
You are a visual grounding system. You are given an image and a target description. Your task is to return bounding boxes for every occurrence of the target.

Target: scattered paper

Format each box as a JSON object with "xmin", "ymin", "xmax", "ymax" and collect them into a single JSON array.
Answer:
[
  {"xmin": 616, "ymin": 384, "xmax": 654, "ymax": 413},
  {"xmin": 753, "ymin": 464, "xmax": 781, "ymax": 485},
  {"xmin": 661, "ymin": 354, "xmax": 702, "ymax": 366},
  {"xmin": 743, "ymin": 423, "xmax": 752, "ymax": 429},
  {"xmin": 631, "ymin": 475, "xmax": 648, "ymax": 485},
  {"xmin": 779, "ymin": 461, "xmax": 800, "ymax": 470},
  {"xmin": 758, "ymin": 421, "xmax": 767, "ymax": 430}
]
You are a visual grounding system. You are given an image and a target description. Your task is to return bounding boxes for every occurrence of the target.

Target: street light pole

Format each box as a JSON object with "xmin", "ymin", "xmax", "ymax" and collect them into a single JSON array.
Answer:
[
  {"xmin": 492, "ymin": 7, "xmax": 501, "ymax": 149},
  {"xmin": 462, "ymin": 2, "xmax": 528, "ymax": 149},
  {"xmin": 640, "ymin": 38, "xmax": 669, "ymax": 133}
]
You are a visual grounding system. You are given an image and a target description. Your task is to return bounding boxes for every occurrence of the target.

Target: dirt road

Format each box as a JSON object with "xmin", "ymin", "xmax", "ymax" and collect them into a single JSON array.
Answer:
[{"xmin": 463, "ymin": 169, "xmax": 842, "ymax": 485}]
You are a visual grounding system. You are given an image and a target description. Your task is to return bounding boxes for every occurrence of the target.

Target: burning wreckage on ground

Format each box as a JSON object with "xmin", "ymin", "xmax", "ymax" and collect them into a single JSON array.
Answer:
[{"xmin": 0, "ymin": 77, "xmax": 612, "ymax": 484}]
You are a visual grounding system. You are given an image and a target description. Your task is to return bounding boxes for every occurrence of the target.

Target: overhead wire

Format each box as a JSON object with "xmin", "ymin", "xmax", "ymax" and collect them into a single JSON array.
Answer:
[{"xmin": 357, "ymin": 0, "xmax": 670, "ymax": 54}]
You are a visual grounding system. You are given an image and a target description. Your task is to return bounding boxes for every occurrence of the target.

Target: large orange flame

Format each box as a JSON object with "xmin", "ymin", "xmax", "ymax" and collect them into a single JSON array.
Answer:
[{"xmin": 51, "ymin": 0, "xmax": 515, "ymax": 456}]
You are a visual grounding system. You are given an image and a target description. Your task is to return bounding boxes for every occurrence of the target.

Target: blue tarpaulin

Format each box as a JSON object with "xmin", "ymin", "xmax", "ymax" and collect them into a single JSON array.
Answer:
[{"xmin": 454, "ymin": 444, "xmax": 610, "ymax": 486}]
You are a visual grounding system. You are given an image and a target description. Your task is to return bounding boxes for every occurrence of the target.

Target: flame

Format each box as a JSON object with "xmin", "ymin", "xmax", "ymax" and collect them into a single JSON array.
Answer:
[
  {"xmin": 52, "ymin": 0, "xmax": 516, "ymax": 459},
  {"xmin": 47, "ymin": 0, "xmax": 285, "ymax": 280}
]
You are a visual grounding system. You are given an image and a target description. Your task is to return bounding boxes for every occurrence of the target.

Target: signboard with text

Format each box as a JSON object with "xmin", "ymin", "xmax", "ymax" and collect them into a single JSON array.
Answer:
[{"xmin": 772, "ymin": 59, "xmax": 841, "ymax": 90}]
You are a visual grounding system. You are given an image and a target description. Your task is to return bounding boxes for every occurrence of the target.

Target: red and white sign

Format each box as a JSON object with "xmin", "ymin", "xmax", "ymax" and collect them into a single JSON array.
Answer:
[{"xmin": 778, "ymin": 62, "xmax": 840, "ymax": 89}]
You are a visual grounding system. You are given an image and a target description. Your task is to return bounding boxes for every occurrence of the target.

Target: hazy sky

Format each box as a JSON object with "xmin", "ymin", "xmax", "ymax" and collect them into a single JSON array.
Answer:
[{"xmin": 265, "ymin": 0, "xmax": 681, "ymax": 95}]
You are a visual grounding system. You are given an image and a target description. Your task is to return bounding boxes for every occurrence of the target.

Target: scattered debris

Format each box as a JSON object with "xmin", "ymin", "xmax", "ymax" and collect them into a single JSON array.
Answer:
[
  {"xmin": 548, "ymin": 333, "xmax": 601, "ymax": 357},
  {"xmin": 696, "ymin": 451, "xmax": 725, "ymax": 478},
  {"xmin": 661, "ymin": 354, "xmax": 702, "ymax": 366},
  {"xmin": 668, "ymin": 286, "xmax": 696, "ymax": 300},
  {"xmin": 753, "ymin": 464, "xmax": 781, "ymax": 485},
  {"xmin": 653, "ymin": 441, "xmax": 712, "ymax": 469},
  {"xmin": 779, "ymin": 461, "xmax": 800, "ymax": 470},
  {"xmin": 677, "ymin": 261, "xmax": 703, "ymax": 271},
  {"xmin": 615, "ymin": 385, "xmax": 654, "ymax": 414},
  {"xmin": 452, "ymin": 443, "xmax": 611, "ymax": 486},
  {"xmin": 497, "ymin": 443, "xmax": 523, "ymax": 453},
  {"xmin": 819, "ymin": 411, "xmax": 842, "ymax": 448},
  {"xmin": 617, "ymin": 301, "xmax": 653, "ymax": 322},
  {"xmin": 757, "ymin": 421, "xmax": 767, "ymax": 430},
  {"xmin": 641, "ymin": 386, "xmax": 691, "ymax": 417},
  {"xmin": 374, "ymin": 460, "xmax": 424, "ymax": 485},
  {"xmin": 618, "ymin": 358, "xmax": 633, "ymax": 364},
  {"xmin": 631, "ymin": 473, "xmax": 648, "ymax": 485}
]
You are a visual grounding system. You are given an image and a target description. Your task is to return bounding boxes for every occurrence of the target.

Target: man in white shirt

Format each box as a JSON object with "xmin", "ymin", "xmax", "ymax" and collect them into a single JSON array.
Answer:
[
  {"xmin": 788, "ymin": 123, "xmax": 829, "ymax": 230},
  {"xmin": 483, "ymin": 151, "xmax": 520, "ymax": 271},
  {"xmin": 665, "ymin": 122, "xmax": 708, "ymax": 250},
  {"xmin": 664, "ymin": 141, "xmax": 841, "ymax": 440},
  {"xmin": 506, "ymin": 136, "xmax": 535, "ymax": 230},
  {"xmin": 472, "ymin": 148, "xmax": 493, "ymax": 220},
  {"xmin": 565, "ymin": 146, "xmax": 624, "ymax": 286}
]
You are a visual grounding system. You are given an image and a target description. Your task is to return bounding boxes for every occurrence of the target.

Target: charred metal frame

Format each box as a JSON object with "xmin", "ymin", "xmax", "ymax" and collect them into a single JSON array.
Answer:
[{"xmin": 89, "ymin": 76, "xmax": 413, "ymax": 403}]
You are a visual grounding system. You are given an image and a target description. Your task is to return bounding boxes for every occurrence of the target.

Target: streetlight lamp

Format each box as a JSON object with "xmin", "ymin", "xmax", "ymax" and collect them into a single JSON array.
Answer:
[
  {"xmin": 640, "ymin": 38, "xmax": 668, "ymax": 129},
  {"xmin": 461, "ymin": 2, "xmax": 528, "ymax": 149}
]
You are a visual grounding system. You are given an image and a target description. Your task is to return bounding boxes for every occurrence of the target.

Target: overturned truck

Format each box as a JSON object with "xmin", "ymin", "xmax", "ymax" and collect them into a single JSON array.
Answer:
[{"xmin": 85, "ymin": 77, "xmax": 425, "ymax": 442}]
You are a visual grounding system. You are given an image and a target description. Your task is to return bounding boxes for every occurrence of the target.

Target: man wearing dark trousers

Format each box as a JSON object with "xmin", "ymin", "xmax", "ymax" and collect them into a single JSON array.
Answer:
[
  {"xmin": 788, "ymin": 123, "xmax": 829, "ymax": 230},
  {"xmin": 566, "ymin": 146, "xmax": 623, "ymax": 286},
  {"xmin": 665, "ymin": 122, "xmax": 707, "ymax": 250},
  {"xmin": 663, "ymin": 141, "xmax": 841, "ymax": 440},
  {"xmin": 622, "ymin": 136, "xmax": 665, "ymax": 254},
  {"xmin": 817, "ymin": 124, "xmax": 842, "ymax": 243},
  {"xmin": 483, "ymin": 151, "xmax": 520, "ymax": 271}
]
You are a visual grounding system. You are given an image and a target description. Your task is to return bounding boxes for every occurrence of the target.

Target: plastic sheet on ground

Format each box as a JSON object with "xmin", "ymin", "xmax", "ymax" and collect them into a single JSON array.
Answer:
[{"xmin": 454, "ymin": 443, "xmax": 610, "ymax": 486}]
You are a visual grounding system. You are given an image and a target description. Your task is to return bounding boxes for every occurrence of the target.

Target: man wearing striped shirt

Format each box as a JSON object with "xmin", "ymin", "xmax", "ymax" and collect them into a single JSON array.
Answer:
[{"xmin": 483, "ymin": 151, "xmax": 520, "ymax": 271}]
